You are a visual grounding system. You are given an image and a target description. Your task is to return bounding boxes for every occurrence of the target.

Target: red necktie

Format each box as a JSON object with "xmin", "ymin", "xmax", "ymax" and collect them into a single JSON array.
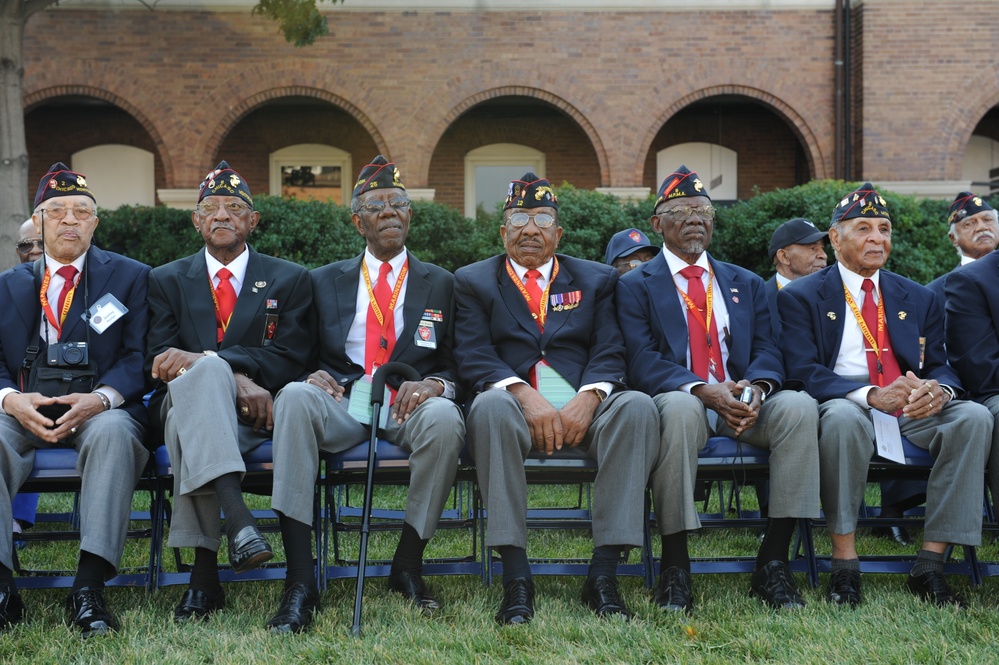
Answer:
[
  {"xmin": 861, "ymin": 278, "xmax": 901, "ymax": 387},
  {"xmin": 215, "ymin": 267, "xmax": 237, "ymax": 343},
  {"xmin": 679, "ymin": 265, "xmax": 725, "ymax": 383},
  {"xmin": 524, "ymin": 269, "xmax": 544, "ymax": 324},
  {"xmin": 365, "ymin": 262, "xmax": 397, "ymax": 374},
  {"xmin": 54, "ymin": 265, "xmax": 78, "ymax": 339}
]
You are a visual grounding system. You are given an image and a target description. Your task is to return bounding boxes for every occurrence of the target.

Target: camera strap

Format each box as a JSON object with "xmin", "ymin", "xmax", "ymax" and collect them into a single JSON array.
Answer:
[{"xmin": 19, "ymin": 253, "xmax": 92, "ymax": 391}]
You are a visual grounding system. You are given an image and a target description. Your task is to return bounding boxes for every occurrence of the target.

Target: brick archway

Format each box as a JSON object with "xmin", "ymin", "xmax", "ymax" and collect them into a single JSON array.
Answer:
[
  {"xmin": 201, "ymin": 85, "xmax": 387, "ymax": 178},
  {"xmin": 637, "ymin": 85, "xmax": 827, "ymax": 186},
  {"xmin": 421, "ymin": 86, "xmax": 609, "ymax": 188},
  {"xmin": 939, "ymin": 86, "xmax": 999, "ymax": 180},
  {"xmin": 24, "ymin": 85, "xmax": 174, "ymax": 188}
]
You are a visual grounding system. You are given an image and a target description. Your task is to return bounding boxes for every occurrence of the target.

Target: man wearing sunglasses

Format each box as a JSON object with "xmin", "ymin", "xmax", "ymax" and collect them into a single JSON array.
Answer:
[
  {"xmin": 146, "ymin": 161, "xmax": 314, "ymax": 625},
  {"xmin": 455, "ymin": 173, "xmax": 660, "ymax": 624},
  {"xmin": 0, "ymin": 163, "xmax": 150, "ymax": 636},
  {"xmin": 616, "ymin": 165, "xmax": 820, "ymax": 613},
  {"xmin": 266, "ymin": 155, "xmax": 464, "ymax": 633}
]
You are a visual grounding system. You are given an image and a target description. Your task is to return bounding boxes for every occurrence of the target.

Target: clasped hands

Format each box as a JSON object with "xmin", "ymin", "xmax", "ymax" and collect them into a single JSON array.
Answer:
[
  {"xmin": 509, "ymin": 383, "xmax": 601, "ymax": 456},
  {"xmin": 691, "ymin": 380, "xmax": 763, "ymax": 437},
  {"xmin": 1, "ymin": 391, "xmax": 106, "ymax": 443},
  {"xmin": 867, "ymin": 371, "xmax": 949, "ymax": 419}
]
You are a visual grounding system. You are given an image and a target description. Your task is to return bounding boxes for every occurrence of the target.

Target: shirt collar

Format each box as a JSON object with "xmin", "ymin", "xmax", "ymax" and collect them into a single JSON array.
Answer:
[
  {"xmin": 43, "ymin": 251, "xmax": 87, "ymax": 275},
  {"xmin": 662, "ymin": 245, "xmax": 711, "ymax": 277},
  {"xmin": 775, "ymin": 272, "xmax": 792, "ymax": 288},
  {"xmin": 508, "ymin": 256, "xmax": 554, "ymax": 283},
  {"xmin": 364, "ymin": 247, "xmax": 408, "ymax": 279},
  {"xmin": 960, "ymin": 253, "xmax": 977, "ymax": 266},
  {"xmin": 837, "ymin": 261, "xmax": 879, "ymax": 297},
  {"xmin": 204, "ymin": 245, "xmax": 249, "ymax": 285}
]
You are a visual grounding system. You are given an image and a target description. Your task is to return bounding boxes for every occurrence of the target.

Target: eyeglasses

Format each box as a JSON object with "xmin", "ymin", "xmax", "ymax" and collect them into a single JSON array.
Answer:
[
  {"xmin": 15, "ymin": 238, "xmax": 43, "ymax": 255},
  {"xmin": 197, "ymin": 200, "xmax": 252, "ymax": 217},
  {"xmin": 357, "ymin": 198, "xmax": 412, "ymax": 215},
  {"xmin": 657, "ymin": 205, "xmax": 716, "ymax": 222},
  {"xmin": 38, "ymin": 204, "xmax": 97, "ymax": 223},
  {"xmin": 507, "ymin": 212, "xmax": 557, "ymax": 229}
]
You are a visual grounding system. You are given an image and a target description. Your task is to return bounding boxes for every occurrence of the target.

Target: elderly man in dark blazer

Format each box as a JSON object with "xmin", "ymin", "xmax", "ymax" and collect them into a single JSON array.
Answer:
[
  {"xmin": 944, "ymin": 227, "xmax": 999, "ymax": 528},
  {"xmin": 617, "ymin": 166, "xmax": 820, "ymax": 613},
  {"xmin": 779, "ymin": 182, "xmax": 991, "ymax": 608},
  {"xmin": 926, "ymin": 192, "xmax": 998, "ymax": 303},
  {"xmin": 266, "ymin": 156, "xmax": 464, "ymax": 633},
  {"xmin": 147, "ymin": 161, "xmax": 314, "ymax": 624},
  {"xmin": 0, "ymin": 163, "xmax": 150, "ymax": 636},
  {"xmin": 455, "ymin": 173, "xmax": 660, "ymax": 624}
]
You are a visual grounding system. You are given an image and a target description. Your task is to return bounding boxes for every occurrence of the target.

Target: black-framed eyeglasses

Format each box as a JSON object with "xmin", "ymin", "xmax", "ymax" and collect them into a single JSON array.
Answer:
[
  {"xmin": 358, "ymin": 198, "xmax": 412, "ymax": 215},
  {"xmin": 657, "ymin": 205, "xmax": 716, "ymax": 222},
  {"xmin": 507, "ymin": 212, "xmax": 557, "ymax": 229},
  {"xmin": 197, "ymin": 200, "xmax": 252, "ymax": 217},
  {"xmin": 15, "ymin": 238, "xmax": 43, "ymax": 255},
  {"xmin": 38, "ymin": 204, "xmax": 97, "ymax": 223}
]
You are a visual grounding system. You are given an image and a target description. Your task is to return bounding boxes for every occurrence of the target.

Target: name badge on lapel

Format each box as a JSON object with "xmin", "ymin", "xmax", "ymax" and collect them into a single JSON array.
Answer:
[
  {"xmin": 85, "ymin": 294, "xmax": 129, "ymax": 334},
  {"xmin": 415, "ymin": 321, "xmax": 437, "ymax": 349},
  {"xmin": 261, "ymin": 314, "xmax": 278, "ymax": 346},
  {"xmin": 549, "ymin": 291, "xmax": 582, "ymax": 312}
]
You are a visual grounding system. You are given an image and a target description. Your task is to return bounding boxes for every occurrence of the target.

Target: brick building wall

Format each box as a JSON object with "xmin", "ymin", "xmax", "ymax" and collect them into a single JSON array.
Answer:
[{"xmin": 18, "ymin": 1, "xmax": 999, "ymax": 209}]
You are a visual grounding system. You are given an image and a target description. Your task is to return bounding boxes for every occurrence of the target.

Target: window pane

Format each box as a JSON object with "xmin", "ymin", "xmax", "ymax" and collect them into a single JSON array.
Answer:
[{"xmin": 475, "ymin": 165, "xmax": 535, "ymax": 214}]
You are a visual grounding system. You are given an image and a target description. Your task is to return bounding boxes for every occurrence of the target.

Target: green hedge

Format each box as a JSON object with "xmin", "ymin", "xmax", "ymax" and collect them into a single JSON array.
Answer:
[{"xmin": 94, "ymin": 184, "xmax": 997, "ymax": 284}]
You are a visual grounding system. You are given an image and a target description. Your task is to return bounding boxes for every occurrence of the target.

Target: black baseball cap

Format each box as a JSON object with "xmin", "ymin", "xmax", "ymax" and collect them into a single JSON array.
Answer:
[{"xmin": 768, "ymin": 218, "xmax": 828, "ymax": 260}]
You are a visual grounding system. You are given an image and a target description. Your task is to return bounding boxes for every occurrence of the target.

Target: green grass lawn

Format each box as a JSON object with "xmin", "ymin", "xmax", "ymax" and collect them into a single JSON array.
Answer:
[{"xmin": 3, "ymin": 485, "xmax": 999, "ymax": 664}]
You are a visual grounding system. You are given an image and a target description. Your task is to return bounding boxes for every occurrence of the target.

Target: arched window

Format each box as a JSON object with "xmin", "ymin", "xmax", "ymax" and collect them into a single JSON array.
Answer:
[
  {"xmin": 464, "ymin": 144, "xmax": 545, "ymax": 218},
  {"xmin": 961, "ymin": 135, "xmax": 999, "ymax": 190},
  {"xmin": 270, "ymin": 144, "xmax": 352, "ymax": 204},
  {"xmin": 657, "ymin": 143, "xmax": 738, "ymax": 202},
  {"xmin": 72, "ymin": 145, "xmax": 155, "ymax": 208}
]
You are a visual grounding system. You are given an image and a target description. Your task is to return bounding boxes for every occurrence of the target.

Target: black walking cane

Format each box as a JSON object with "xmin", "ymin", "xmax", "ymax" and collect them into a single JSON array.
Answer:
[{"xmin": 351, "ymin": 361, "xmax": 421, "ymax": 637}]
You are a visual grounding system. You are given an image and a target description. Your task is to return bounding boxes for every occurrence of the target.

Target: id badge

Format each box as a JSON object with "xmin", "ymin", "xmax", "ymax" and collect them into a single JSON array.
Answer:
[
  {"xmin": 345, "ymin": 375, "xmax": 390, "ymax": 429},
  {"xmin": 415, "ymin": 321, "xmax": 437, "ymax": 349},
  {"xmin": 84, "ymin": 294, "xmax": 128, "ymax": 334}
]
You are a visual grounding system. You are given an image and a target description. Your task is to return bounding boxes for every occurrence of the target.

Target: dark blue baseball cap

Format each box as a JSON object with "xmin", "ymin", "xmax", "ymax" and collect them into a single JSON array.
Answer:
[{"xmin": 605, "ymin": 228, "xmax": 661, "ymax": 265}]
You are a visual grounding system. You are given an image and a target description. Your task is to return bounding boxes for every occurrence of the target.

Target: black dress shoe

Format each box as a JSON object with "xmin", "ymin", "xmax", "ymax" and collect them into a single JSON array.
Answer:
[
  {"xmin": 228, "ymin": 525, "xmax": 273, "ymax": 574},
  {"xmin": 655, "ymin": 566, "xmax": 693, "ymax": 614},
  {"xmin": 0, "ymin": 584, "xmax": 24, "ymax": 630},
  {"xmin": 871, "ymin": 525, "xmax": 913, "ymax": 546},
  {"xmin": 66, "ymin": 587, "xmax": 117, "ymax": 638},
  {"xmin": 389, "ymin": 569, "xmax": 440, "ymax": 615},
  {"xmin": 495, "ymin": 577, "xmax": 534, "ymax": 625},
  {"xmin": 173, "ymin": 587, "xmax": 225, "ymax": 623},
  {"xmin": 907, "ymin": 570, "xmax": 967, "ymax": 608},
  {"xmin": 266, "ymin": 582, "xmax": 320, "ymax": 634},
  {"xmin": 581, "ymin": 575, "xmax": 631, "ymax": 619},
  {"xmin": 750, "ymin": 561, "xmax": 805, "ymax": 610},
  {"xmin": 826, "ymin": 568, "xmax": 862, "ymax": 607}
]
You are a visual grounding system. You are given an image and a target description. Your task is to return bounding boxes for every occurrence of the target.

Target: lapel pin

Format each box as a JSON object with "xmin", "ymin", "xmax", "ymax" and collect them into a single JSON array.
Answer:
[
  {"xmin": 898, "ymin": 311, "xmax": 907, "ymax": 320},
  {"xmin": 252, "ymin": 287, "xmax": 259, "ymax": 293},
  {"xmin": 827, "ymin": 312, "xmax": 836, "ymax": 320},
  {"xmin": 731, "ymin": 296, "xmax": 739, "ymax": 304},
  {"xmin": 255, "ymin": 281, "xmax": 266, "ymax": 288}
]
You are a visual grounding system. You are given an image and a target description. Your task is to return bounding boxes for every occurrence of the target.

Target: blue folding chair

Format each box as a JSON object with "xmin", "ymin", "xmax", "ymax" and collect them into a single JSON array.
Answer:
[
  {"xmin": 480, "ymin": 447, "xmax": 654, "ymax": 587},
  {"xmin": 647, "ymin": 436, "xmax": 818, "ymax": 587},
  {"xmin": 321, "ymin": 439, "xmax": 480, "ymax": 589},
  {"xmin": 151, "ymin": 441, "xmax": 324, "ymax": 588},
  {"xmin": 12, "ymin": 448, "xmax": 159, "ymax": 591},
  {"xmin": 811, "ymin": 436, "xmax": 981, "ymax": 586}
]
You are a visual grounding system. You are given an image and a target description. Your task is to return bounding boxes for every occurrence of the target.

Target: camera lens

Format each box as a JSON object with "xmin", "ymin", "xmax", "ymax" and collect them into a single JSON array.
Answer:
[{"xmin": 63, "ymin": 346, "xmax": 84, "ymax": 365}]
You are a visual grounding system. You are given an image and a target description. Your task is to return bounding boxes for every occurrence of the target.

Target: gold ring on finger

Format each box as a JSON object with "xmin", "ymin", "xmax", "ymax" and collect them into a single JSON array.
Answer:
[
  {"xmin": 178, "ymin": 367, "xmax": 187, "ymax": 375},
  {"xmin": 240, "ymin": 406, "xmax": 249, "ymax": 415}
]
